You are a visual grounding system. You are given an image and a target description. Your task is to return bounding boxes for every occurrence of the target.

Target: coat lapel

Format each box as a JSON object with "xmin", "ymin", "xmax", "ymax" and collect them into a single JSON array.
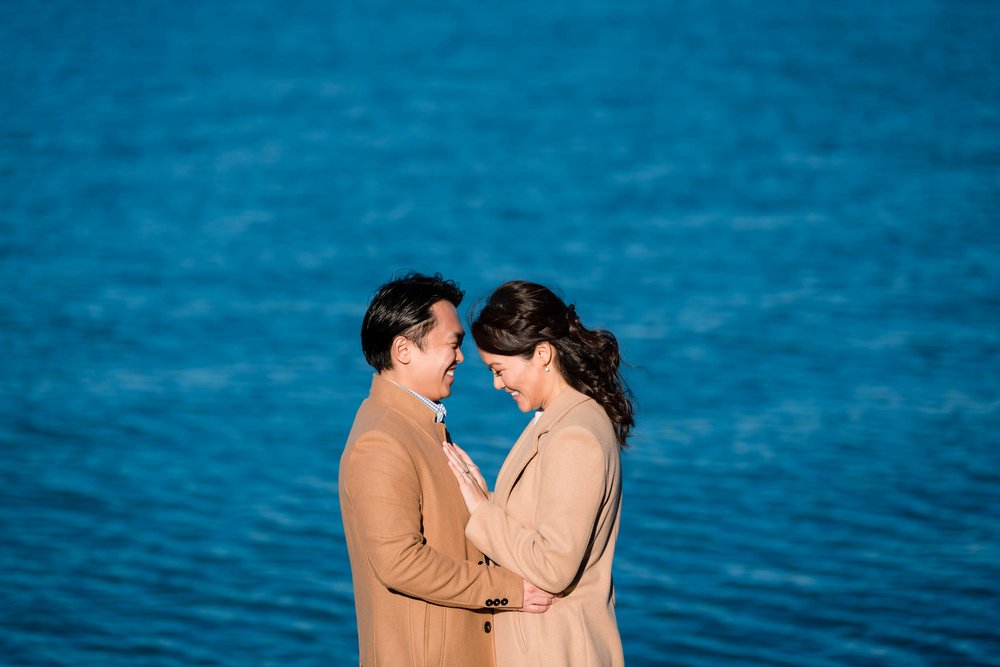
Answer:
[
  {"xmin": 369, "ymin": 374, "xmax": 450, "ymax": 451},
  {"xmin": 493, "ymin": 386, "xmax": 592, "ymax": 507},
  {"xmin": 493, "ymin": 417, "xmax": 541, "ymax": 508}
]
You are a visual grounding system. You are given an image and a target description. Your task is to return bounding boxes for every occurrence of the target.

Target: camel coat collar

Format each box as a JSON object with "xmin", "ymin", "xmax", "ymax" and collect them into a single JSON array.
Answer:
[
  {"xmin": 369, "ymin": 373, "xmax": 448, "ymax": 443},
  {"xmin": 493, "ymin": 385, "xmax": 592, "ymax": 507}
]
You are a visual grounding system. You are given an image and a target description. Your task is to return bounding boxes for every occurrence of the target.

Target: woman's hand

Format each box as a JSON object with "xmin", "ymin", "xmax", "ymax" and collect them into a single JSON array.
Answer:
[{"xmin": 442, "ymin": 441, "xmax": 491, "ymax": 514}]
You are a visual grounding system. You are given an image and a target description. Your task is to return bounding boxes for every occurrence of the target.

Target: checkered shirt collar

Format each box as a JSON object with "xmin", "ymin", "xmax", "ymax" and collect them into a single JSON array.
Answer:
[{"xmin": 385, "ymin": 379, "xmax": 447, "ymax": 423}]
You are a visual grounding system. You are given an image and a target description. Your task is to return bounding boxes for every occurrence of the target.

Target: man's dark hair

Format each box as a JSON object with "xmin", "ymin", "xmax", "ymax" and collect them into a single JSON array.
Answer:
[{"xmin": 361, "ymin": 272, "xmax": 465, "ymax": 372}]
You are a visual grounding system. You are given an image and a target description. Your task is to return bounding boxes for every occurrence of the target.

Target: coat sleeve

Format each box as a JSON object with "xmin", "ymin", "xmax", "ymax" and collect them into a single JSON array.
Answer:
[
  {"xmin": 340, "ymin": 429, "xmax": 524, "ymax": 609},
  {"xmin": 465, "ymin": 424, "xmax": 610, "ymax": 594}
]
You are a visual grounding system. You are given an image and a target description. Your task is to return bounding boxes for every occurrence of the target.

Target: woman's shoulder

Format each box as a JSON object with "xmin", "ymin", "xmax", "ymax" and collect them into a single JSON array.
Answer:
[{"xmin": 547, "ymin": 396, "xmax": 617, "ymax": 452}]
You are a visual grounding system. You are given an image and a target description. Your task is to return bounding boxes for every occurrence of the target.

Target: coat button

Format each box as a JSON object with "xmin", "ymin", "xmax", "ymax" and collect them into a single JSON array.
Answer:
[
  {"xmin": 501, "ymin": 598, "xmax": 508, "ymax": 606},
  {"xmin": 485, "ymin": 599, "xmax": 493, "ymax": 607},
  {"xmin": 478, "ymin": 561, "xmax": 484, "ymax": 565},
  {"xmin": 484, "ymin": 621, "xmax": 492, "ymax": 633}
]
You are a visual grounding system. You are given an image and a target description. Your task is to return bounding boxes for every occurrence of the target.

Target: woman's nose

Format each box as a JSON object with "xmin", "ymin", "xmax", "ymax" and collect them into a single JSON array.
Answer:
[{"xmin": 493, "ymin": 375, "xmax": 505, "ymax": 390}]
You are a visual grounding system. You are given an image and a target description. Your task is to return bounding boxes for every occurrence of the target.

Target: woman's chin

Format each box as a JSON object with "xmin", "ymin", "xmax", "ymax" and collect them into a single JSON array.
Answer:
[{"xmin": 511, "ymin": 395, "xmax": 534, "ymax": 413}]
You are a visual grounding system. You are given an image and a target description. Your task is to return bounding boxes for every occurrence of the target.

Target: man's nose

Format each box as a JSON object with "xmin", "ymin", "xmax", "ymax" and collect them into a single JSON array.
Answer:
[{"xmin": 455, "ymin": 346, "xmax": 464, "ymax": 364}]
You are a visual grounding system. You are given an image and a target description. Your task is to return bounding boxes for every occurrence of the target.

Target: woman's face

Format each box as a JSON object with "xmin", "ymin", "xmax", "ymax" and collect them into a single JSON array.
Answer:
[{"xmin": 478, "ymin": 347, "xmax": 550, "ymax": 412}]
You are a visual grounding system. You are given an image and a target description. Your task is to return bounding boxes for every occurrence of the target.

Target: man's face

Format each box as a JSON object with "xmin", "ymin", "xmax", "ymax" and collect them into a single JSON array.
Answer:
[{"xmin": 406, "ymin": 300, "xmax": 465, "ymax": 401}]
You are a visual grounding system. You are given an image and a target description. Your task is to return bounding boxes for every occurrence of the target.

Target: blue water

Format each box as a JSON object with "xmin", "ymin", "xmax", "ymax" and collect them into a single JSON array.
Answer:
[{"xmin": 2, "ymin": 1, "xmax": 999, "ymax": 665}]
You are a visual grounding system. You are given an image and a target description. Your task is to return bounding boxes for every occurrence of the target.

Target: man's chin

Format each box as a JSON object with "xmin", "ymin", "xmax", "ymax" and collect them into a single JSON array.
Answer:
[{"xmin": 440, "ymin": 374, "xmax": 456, "ymax": 398}]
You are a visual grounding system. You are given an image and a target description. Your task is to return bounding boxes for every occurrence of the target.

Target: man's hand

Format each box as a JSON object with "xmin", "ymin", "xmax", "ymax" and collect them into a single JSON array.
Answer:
[{"xmin": 521, "ymin": 580, "xmax": 555, "ymax": 614}]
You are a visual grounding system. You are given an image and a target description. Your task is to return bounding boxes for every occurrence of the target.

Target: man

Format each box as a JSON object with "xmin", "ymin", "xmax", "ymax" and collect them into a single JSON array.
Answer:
[{"xmin": 339, "ymin": 272, "xmax": 553, "ymax": 666}]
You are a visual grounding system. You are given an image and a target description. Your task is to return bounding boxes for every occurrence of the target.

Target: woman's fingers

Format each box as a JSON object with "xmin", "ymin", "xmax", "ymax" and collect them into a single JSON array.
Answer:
[
  {"xmin": 468, "ymin": 466, "xmax": 489, "ymax": 495},
  {"xmin": 442, "ymin": 442, "xmax": 493, "ymax": 507},
  {"xmin": 451, "ymin": 441, "xmax": 476, "ymax": 467},
  {"xmin": 444, "ymin": 441, "xmax": 491, "ymax": 492},
  {"xmin": 443, "ymin": 447, "xmax": 476, "ymax": 489},
  {"xmin": 444, "ymin": 441, "xmax": 472, "ymax": 469},
  {"xmin": 441, "ymin": 442, "xmax": 467, "ymax": 471},
  {"xmin": 444, "ymin": 454, "xmax": 487, "ymax": 513}
]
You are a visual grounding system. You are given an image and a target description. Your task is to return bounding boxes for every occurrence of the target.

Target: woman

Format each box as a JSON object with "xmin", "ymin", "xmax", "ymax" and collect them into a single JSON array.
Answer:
[{"xmin": 443, "ymin": 281, "xmax": 634, "ymax": 666}]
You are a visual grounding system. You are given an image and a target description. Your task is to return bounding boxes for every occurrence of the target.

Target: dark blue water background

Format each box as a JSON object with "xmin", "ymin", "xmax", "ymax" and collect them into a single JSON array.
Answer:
[{"xmin": 2, "ymin": 1, "xmax": 999, "ymax": 665}]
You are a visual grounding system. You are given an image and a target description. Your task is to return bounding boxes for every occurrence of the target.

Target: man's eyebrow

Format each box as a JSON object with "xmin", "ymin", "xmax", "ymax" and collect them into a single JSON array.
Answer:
[{"xmin": 447, "ymin": 331, "xmax": 465, "ymax": 343}]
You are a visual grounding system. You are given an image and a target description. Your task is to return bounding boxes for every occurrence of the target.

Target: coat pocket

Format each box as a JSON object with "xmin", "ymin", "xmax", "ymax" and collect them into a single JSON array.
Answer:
[
  {"xmin": 406, "ymin": 602, "xmax": 426, "ymax": 664},
  {"xmin": 512, "ymin": 612, "xmax": 529, "ymax": 654},
  {"xmin": 423, "ymin": 603, "xmax": 445, "ymax": 665}
]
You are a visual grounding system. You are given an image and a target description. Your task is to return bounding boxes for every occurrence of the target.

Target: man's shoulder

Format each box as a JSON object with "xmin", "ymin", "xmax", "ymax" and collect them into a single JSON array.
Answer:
[
  {"xmin": 339, "ymin": 400, "xmax": 431, "ymax": 487},
  {"xmin": 346, "ymin": 397, "xmax": 420, "ymax": 448}
]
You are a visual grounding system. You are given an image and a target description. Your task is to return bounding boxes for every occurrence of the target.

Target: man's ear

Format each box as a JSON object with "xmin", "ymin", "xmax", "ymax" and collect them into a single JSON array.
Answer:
[{"xmin": 391, "ymin": 335, "xmax": 411, "ymax": 366}]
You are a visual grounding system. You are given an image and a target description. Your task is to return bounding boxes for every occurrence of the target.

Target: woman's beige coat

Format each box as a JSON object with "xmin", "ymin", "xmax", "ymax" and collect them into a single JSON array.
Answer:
[
  {"xmin": 466, "ymin": 386, "xmax": 625, "ymax": 666},
  {"xmin": 340, "ymin": 375, "xmax": 524, "ymax": 666}
]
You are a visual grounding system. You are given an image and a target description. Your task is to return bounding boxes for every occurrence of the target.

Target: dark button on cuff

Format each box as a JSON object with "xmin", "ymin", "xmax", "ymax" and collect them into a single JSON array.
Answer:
[
  {"xmin": 485, "ymin": 599, "xmax": 493, "ymax": 607},
  {"xmin": 493, "ymin": 598, "xmax": 501, "ymax": 606},
  {"xmin": 484, "ymin": 621, "xmax": 492, "ymax": 633},
  {"xmin": 501, "ymin": 598, "xmax": 509, "ymax": 606}
]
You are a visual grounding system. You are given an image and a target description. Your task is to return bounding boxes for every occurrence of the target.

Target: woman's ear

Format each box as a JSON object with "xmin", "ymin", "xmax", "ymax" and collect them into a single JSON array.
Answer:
[
  {"xmin": 391, "ymin": 335, "xmax": 411, "ymax": 366},
  {"xmin": 534, "ymin": 342, "xmax": 554, "ymax": 367}
]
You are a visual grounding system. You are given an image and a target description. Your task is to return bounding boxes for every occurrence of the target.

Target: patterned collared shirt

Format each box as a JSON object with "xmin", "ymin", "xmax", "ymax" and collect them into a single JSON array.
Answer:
[{"xmin": 385, "ymin": 379, "xmax": 447, "ymax": 423}]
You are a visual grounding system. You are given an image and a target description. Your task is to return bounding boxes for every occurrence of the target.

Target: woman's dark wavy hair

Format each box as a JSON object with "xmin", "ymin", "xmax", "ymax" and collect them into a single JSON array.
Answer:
[
  {"xmin": 361, "ymin": 272, "xmax": 464, "ymax": 372},
  {"xmin": 470, "ymin": 281, "xmax": 634, "ymax": 447}
]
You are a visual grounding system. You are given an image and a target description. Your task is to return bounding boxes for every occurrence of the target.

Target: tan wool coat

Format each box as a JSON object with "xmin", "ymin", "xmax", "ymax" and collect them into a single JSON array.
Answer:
[
  {"xmin": 466, "ymin": 386, "xmax": 625, "ymax": 667},
  {"xmin": 339, "ymin": 375, "xmax": 524, "ymax": 667}
]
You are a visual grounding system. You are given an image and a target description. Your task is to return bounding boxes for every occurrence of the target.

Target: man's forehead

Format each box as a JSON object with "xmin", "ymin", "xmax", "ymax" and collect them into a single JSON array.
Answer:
[
  {"xmin": 440, "ymin": 319, "xmax": 465, "ymax": 339},
  {"xmin": 430, "ymin": 301, "xmax": 464, "ymax": 337},
  {"xmin": 431, "ymin": 299, "xmax": 458, "ymax": 317}
]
